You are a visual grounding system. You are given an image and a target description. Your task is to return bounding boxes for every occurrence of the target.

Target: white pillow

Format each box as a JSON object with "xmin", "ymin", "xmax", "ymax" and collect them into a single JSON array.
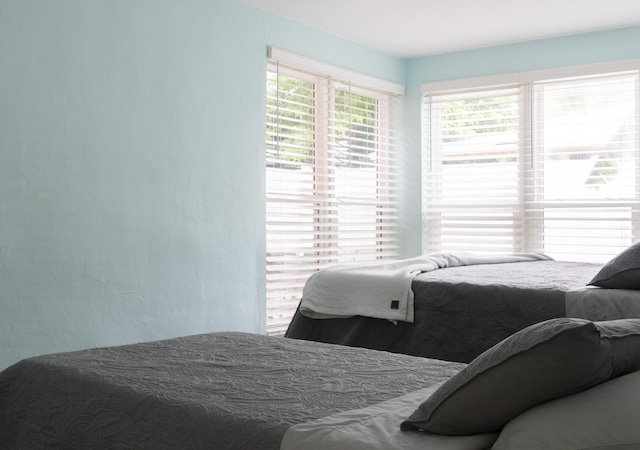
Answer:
[{"xmin": 492, "ymin": 369, "xmax": 640, "ymax": 450}]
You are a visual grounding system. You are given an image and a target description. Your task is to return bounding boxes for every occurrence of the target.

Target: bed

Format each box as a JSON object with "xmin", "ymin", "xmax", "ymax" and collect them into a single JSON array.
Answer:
[
  {"xmin": 0, "ymin": 331, "xmax": 464, "ymax": 449},
  {"xmin": 3, "ymin": 318, "xmax": 640, "ymax": 449},
  {"xmin": 286, "ymin": 245, "xmax": 640, "ymax": 363}
]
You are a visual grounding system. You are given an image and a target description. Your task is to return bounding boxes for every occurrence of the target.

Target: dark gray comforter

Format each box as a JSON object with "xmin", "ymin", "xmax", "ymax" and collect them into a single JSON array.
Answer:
[
  {"xmin": 0, "ymin": 332, "xmax": 464, "ymax": 449},
  {"xmin": 286, "ymin": 261, "xmax": 601, "ymax": 363}
]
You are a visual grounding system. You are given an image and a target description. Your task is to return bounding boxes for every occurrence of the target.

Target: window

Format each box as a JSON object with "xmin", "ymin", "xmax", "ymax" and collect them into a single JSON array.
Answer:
[
  {"xmin": 422, "ymin": 61, "xmax": 640, "ymax": 263},
  {"xmin": 266, "ymin": 48, "xmax": 403, "ymax": 335}
]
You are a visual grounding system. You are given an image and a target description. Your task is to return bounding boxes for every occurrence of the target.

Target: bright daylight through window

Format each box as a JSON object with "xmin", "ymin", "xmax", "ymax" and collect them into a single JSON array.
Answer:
[
  {"xmin": 422, "ymin": 62, "xmax": 640, "ymax": 263},
  {"xmin": 265, "ymin": 49, "xmax": 403, "ymax": 335}
]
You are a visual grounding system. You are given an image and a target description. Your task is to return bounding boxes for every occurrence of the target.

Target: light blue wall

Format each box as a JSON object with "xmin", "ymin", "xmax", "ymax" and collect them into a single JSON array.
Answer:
[
  {"xmin": 2, "ymin": 0, "xmax": 637, "ymax": 372},
  {"xmin": 402, "ymin": 26, "xmax": 640, "ymax": 257},
  {"xmin": 0, "ymin": 0, "xmax": 404, "ymax": 370}
]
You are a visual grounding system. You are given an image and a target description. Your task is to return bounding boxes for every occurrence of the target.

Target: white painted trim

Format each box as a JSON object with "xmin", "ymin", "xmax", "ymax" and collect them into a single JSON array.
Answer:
[
  {"xmin": 421, "ymin": 59, "xmax": 640, "ymax": 94},
  {"xmin": 268, "ymin": 46, "xmax": 405, "ymax": 96}
]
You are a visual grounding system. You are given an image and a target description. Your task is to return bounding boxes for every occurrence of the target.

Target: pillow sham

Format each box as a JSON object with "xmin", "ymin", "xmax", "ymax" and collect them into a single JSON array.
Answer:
[
  {"xmin": 589, "ymin": 241, "xmax": 640, "ymax": 289},
  {"xmin": 401, "ymin": 318, "xmax": 640, "ymax": 436},
  {"xmin": 492, "ymin": 369, "xmax": 640, "ymax": 450}
]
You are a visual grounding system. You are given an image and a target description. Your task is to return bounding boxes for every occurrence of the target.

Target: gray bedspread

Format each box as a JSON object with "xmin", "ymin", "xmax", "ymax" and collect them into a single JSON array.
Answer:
[
  {"xmin": 286, "ymin": 261, "xmax": 601, "ymax": 363},
  {"xmin": 0, "ymin": 332, "xmax": 464, "ymax": 449}
]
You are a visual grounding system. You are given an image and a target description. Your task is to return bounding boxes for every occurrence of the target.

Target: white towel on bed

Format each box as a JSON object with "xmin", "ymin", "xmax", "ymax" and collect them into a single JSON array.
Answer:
[{"xmin": 300, "ymin": 252, "xmax": 552, "ymax": 323}]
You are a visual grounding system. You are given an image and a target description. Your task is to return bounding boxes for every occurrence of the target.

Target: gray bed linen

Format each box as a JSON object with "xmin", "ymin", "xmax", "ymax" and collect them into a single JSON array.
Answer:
[
  {"xmin": 286, "ymin": 261, "xmax": 601, "ymax": 363},
  {"xmin": 0, "ymin": 332, "xmax": 464, "ymax": 450}
]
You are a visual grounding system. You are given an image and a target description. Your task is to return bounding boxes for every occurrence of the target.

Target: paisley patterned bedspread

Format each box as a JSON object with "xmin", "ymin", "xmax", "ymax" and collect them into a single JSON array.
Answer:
[
  {"xmin": 287, "ymin": 261, "xmax": 601, "ymax": 363},
  {"xmin": 0, "ymin": 332, "xmax": 464, "ymax": 449}
]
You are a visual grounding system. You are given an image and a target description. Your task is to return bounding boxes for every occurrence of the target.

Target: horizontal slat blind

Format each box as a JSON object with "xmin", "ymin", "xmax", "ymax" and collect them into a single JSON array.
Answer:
[
  {"xmin": 423, "ymin": 85, "xmax": 524, "ymax": 254},
  {"xmin": 422, "ymin": 62, "xmax": 640, "ymax": 263},
  {"xmin": 266, "ymin": 50, "xmax": 401, "ymax": 335},
  {"xmin": 527, "ymin": 71, "xmax": 640, "ymax": 262}
]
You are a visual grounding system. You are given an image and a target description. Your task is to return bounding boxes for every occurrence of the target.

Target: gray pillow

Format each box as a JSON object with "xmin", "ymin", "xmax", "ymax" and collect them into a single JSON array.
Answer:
[
  {"xmin": 401, "ymin": 318, "xmax": 640, "ymax": 436},
  {"xmin": 589, "ymin": 242, "xmax": 640, "ymax": 289}
]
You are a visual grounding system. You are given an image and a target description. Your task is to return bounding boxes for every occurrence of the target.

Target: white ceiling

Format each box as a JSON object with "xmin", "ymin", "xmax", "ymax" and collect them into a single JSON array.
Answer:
[{"xmin": 242, "ymin": 0, "xmax": 640, "ymax": 58}]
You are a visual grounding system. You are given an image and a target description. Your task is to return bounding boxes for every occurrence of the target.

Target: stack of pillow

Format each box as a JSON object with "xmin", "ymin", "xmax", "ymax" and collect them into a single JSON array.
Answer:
[{"xmin": 402, "ymin": 296, "xmax": 640, "ymax": 448}]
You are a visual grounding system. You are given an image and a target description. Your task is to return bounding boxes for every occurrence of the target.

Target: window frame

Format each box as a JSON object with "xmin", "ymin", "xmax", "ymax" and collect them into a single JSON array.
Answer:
[
  {"xmin": 421, "ymin": 60, "xmax": 640, "ymax": 262},
  {"xmin": 265, "ymin": 48, "xmax": 404, "ymax": 335}
]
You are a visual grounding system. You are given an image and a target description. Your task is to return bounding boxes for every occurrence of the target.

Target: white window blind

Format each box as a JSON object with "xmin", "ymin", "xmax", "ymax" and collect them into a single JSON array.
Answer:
[
  {"xmin": 423, "ymin": 84, "xmax": 523, "ymax": 254},
  {"xmin": 422, "ymin": 61, "xmax": 640, "ymax": 263},
  {"xmin": 266, "ymin": 48, "xmax": 403, "ymax": 335}
]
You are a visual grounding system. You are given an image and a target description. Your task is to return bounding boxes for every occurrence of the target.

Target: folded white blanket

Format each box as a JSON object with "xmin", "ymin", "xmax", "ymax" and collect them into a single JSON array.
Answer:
[{"xmin": 300, "ymin": 252, "xmax": 552, "ymax": 323}]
